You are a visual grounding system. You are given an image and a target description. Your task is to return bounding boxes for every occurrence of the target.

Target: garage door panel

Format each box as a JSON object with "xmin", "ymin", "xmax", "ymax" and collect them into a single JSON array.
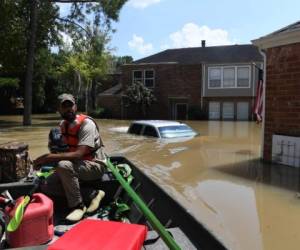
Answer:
[
  {"xmin": 222, "ymin": 102, "xmax": 234, "ymax": 120},
  {"xmin": 209, "ymin": 102, "xmax": 220, "ymax": 120},
  {"xmin": 237, "ymin": 102, "xmax": 249, "ymax": 120}
]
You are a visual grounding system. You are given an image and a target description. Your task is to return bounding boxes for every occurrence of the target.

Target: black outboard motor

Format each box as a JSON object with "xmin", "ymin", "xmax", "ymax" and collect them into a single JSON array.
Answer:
[{"xmin": 48, "ymin": 128, "xmax": 69, "ymax": 153}]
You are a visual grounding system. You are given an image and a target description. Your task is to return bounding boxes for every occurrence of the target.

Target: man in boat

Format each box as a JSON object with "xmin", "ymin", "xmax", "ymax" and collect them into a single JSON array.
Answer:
[{"xmin": 33, "ymin": 93, "xmax": 105, "ymax": 222}]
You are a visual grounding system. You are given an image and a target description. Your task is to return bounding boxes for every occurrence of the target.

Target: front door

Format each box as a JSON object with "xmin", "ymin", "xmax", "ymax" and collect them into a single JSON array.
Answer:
[{"xmin": 176, "ymin": 103, "xmax": 188, "ymax": 120}]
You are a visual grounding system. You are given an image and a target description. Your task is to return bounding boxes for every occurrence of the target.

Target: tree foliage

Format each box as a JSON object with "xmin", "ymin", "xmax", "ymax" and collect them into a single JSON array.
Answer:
[
  {"xmin": 0, "ymin": 1, "xmax": 60, "ymax": 114},
  {"xmin": 0, "ymin": 77, "xmax": 20, "ymax": 88},
  {"xmin": 124, "ymin": 81, "xmax": 156, "ymax": 117},
  {"xmin": 58, "ymin": 28, "xmax": 111, "ymax": 112},
  {"xmin": 0, "ymin": 0, "xmax": 129, "ymax": 116},
  {"xmin": 0, "ymin": 1, "xmax": 60, "ymax": 75}
]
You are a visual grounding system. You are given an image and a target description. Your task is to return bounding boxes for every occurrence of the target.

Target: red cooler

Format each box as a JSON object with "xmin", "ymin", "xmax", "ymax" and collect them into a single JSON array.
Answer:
[
  {"xmin": 48, "ymin": 219, "xmax": 148, "ymax": 250},
  {"xmin": 6, "ymin": 193, "xmax": 54, "ymax": 248}
]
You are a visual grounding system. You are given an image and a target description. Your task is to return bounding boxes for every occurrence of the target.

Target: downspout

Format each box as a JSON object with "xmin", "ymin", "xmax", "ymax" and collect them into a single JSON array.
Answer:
[
  {"xmin": 252, "ymin": 63, "xmax": 255, "ymax": 121},
  {"xmin": 201, "ymin": 62, "xmax": 205, "ymax": 111},
  {"xmin": 260, "ymin": 49, "xmax": 267, "ymax": 160}
]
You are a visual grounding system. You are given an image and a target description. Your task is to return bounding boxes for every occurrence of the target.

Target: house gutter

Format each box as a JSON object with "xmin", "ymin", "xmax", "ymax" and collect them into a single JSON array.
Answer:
[
  {"xmin": 259, "ymin": 49, "xmax": 267, "ymax": 160},
  {"xmin": 201, "ymin": 62, "xmax": 205, "ymax": 109}
]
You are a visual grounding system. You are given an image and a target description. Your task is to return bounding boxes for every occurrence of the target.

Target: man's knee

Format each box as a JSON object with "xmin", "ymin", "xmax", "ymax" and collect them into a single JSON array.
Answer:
[
  {"xmin": 57, "ymin": 160, "xmax": 72, "ymax": 168},
  {"xmin": 56, "ymin": 160, "xmax": 75, "ymax": 174}
]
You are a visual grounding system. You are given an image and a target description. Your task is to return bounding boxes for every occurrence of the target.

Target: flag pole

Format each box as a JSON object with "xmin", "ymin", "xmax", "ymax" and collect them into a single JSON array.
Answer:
[
  {"xmin": 252, "ymin": 62, "xmax": 264, "ymax": 123},
  {"xmin": 251, "ymin": 62, "xmax": 263, "ymax": 71}
]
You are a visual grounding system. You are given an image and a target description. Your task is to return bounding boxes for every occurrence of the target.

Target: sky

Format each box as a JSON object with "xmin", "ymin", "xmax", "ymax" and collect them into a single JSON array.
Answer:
[{"xmin": 59, "ymin": 0, "xmax": 300, "ymax": 60}]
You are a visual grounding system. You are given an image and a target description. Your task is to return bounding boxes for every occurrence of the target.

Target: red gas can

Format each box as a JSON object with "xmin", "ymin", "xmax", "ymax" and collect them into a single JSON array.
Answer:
[{"xmin": 6, "ymin": 193, "xmax": 54, "ymax": 248}]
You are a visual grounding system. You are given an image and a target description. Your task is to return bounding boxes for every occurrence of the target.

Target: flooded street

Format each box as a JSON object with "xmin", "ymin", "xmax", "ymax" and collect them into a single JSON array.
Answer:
[{"xmin": 1, "ymin": 115, "xmax": 300, "ymax": 250}]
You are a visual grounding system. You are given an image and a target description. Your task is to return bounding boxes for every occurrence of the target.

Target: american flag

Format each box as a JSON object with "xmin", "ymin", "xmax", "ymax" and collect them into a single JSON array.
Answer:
[{"xmin": 253, "ymin": 69, "xmax": 264, "ymax": 122}]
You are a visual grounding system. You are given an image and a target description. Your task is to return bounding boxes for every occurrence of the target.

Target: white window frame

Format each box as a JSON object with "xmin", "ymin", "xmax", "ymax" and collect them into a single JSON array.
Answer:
[
  {"xmin": 208, "ymin": 67, "xmax": 222, "ymax": 88},
  {"xmin": 208, "ymin": 65, "xmax": 251, "ymax": 89},
  {"xmin": 237, "ymin": 66, "xmax": 251, "ymax": 88},
  {"xmin": 132, "ymin": 70, "xmax": 143, "ymax": 84},
  {"xmin": 144, "ymin": 69, "xmax": 155, "ymax": 88},
  {"xmin": 132, "ymin": 69, "xmax": 155, "ymax": 88},
  {"xmin": 223, "ymin": 66, "xmax": 236, "ymax": 88}
]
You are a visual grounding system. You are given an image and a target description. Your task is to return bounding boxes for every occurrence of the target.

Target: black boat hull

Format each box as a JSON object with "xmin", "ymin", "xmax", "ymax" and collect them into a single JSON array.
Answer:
[
  {"xmin": 109, "ymin": 156, "xmax": 226, "ymax": 250},
  {"xmin": 0, "ymin": 156, "xmax": 226, "ymax": 250}
]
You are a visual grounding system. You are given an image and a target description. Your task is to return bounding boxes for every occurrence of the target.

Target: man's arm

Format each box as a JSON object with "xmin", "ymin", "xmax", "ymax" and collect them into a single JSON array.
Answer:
[{"xmin": 33, "ymin": 145, "xmax": 91, "ymax": 168}]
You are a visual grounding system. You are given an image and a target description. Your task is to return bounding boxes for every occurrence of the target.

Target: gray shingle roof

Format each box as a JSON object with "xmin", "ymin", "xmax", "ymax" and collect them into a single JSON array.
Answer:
[
  {"xmin": 133, "ymin": 44, "xmax": 262, "ymax": 65},
  {"xmin": 266, "ymin": 21, "xmax": 300, "ymax": 37},
  {"xmin": 98, "ymin": 83, "xmax": 122, "ymax": 96},
  {"xmin": 252, "ymin": 20, "xmax": 300, "ymax": 49}
]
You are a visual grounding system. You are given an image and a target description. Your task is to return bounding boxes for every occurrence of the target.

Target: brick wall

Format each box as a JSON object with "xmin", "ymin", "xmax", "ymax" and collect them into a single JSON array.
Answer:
[
  {"xmin": 264, "ymin": 43, "xmax": 300, "ymax": 161},
  {"xmin": 121, "ymin": 64, "xmax": 202, "ymax": 119},
  {"xmin": 97, "ymin": 95, "xmax": 122, "ymax": 118}
]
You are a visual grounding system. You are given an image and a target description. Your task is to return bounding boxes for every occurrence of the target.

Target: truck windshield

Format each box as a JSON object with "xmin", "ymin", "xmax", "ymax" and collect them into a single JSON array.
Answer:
[{"xmin": 158, "ymin": 125, "xmax": 197, "ymax": 138}]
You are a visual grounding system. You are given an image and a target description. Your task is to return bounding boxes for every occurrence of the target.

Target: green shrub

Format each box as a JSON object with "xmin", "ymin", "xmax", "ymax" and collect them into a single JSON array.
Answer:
[
  {"xmin": 88, "ymin": 107, "xmax": 112, "ymax": 118},
  {"xmin": 0, "ymin": 77, "xmax": 20, "ymax": 88},
  {"xmin": 188, "ymin": 105, "xmax": 205, "ymax": 120}
]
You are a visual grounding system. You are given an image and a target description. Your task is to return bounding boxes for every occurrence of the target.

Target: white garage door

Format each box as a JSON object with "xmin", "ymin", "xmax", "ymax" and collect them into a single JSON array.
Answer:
[
  {"xmin": 209, "ymin": 102, "xmax": 220, "ymax": 120},
  {"xmin": 222, "ymin": 102, "xmax": 234, "ymax": 120},
  {"xmin": 237, "ymin": 102, "xmax": 249, "ymax": 120}
]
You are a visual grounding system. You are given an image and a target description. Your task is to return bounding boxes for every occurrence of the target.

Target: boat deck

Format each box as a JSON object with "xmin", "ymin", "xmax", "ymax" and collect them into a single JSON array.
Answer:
[{"xmin": 0, "ymin": 156, "xmax": 226, "ymax": 250}]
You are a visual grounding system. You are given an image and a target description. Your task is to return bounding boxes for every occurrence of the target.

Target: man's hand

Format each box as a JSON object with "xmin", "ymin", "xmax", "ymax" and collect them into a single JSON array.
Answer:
[
  {"xmin": 33, "ymin": 146, "xmax": 91, "ymax": 170},
  {"xmin": 33, "ymin": 154, "xmax": 50, "ymax": 169}
]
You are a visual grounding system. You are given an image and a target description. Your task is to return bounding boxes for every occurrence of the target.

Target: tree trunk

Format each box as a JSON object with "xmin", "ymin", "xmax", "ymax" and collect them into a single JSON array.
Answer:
[
  {"xmin": 91, "ymin": 79, "xmax": 96, "ymax": 110},
  {"xmin": 23, "ymin": 0, "xmax": 38, "ymax": 126},
  {"xmin": 85, "ymin": 81, "xmax": 90, "ymax": 114},
  {"xmin": 141, "ymin": 104, "xmax": 146, "ymax": 119}
]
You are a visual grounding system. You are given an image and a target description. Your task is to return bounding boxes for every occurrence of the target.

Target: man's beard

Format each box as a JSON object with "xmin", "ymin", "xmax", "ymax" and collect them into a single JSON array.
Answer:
[{"xmin": 61, "ymin": 112, "xmax": 76, "ymax": 122}]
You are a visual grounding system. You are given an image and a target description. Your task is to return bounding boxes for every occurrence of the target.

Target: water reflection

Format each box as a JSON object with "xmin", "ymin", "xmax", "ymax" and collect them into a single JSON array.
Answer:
[
  {"xmin": 1, "ymin": 115, "xmax": 300, "ymax": 250},
  {"xmin": 190, "ymin": 179, "xmax": 262, "ymax": 250}
]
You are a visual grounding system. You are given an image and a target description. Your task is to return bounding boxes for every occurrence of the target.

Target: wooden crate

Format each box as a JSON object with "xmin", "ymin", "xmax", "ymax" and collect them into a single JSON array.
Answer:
[{"xmin": 0, "ymin": 142, "xmax": 31, "ymax": 183}]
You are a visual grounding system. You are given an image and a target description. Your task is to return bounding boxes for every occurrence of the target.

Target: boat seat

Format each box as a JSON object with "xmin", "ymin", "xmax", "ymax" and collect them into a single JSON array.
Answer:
[{"xmin": 48, "ymin": 219, "xmax": 148, "ymax": 250}]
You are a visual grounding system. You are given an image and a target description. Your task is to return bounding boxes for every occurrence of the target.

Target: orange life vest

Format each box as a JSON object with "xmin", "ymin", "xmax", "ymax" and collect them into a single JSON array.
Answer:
[{"xmin": 60, "ymin": 114, "xmax": 98, "ymax": 161}]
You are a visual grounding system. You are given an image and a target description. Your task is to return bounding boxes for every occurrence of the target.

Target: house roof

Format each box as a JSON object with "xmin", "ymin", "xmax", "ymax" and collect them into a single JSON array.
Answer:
[
  {"xmin": 133, "ymin": 44, "xmax": 262, "ymax": 65},
  {"xmin": 268, "ymin": 21, "xmax": 300, "ymax": 36},
  {"xmin": 252, "ymin": 20, "xmax": 300, "ymax": 49},
  {"xmin": 98, "ymin": 83, "xmax": 122, "ymax": 96}
]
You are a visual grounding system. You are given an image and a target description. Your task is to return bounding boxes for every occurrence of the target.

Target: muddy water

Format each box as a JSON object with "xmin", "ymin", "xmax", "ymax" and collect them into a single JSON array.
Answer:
[{"xmin": 1, "ymin": 115, "xmax": 300, "ymax": 250}]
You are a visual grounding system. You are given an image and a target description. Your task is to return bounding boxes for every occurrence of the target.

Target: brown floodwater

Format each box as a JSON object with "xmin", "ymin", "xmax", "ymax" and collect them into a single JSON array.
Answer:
[{"xmin": 1, "ymin": 114, "xmax": 300, "ymax": 250}]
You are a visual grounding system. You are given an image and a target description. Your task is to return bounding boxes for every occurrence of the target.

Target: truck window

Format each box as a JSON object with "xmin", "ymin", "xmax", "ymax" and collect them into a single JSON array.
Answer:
[
  {"xmin": 143, "ymin": 125, "xmax": 158, "ymax": 137},
  {"xmin": 128, "ymin": 124, "xmax": 143, "ymax": 135}
]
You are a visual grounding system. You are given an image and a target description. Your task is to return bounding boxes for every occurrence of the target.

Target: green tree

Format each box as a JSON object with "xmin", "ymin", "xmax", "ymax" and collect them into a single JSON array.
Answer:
[
  {"xmin": 58, "ymin": 28, "xmax": 111, "ymax": 113},
  {"xmin": 0, "ymin": 1, "xmax": 60, "ymax": 76},
  {"xmin": 124, "ymin": 81, "xmax": 156, "ymax": 118},
  {"xmin": 0, "ymin": 0, "xmax": 60, "ymax": 115},
  {"xmin": 57, "ymin": 1, "xmax": 127, "ymax": 113},
  {"xmin": 1, "ymin": 0, "xmax": 127, "ymax": 124}
]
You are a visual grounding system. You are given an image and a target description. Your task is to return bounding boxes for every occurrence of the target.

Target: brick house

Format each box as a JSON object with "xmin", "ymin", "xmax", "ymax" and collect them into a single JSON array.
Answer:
[
  {"xmin": 252, "ymin": 21, "xmax": 300, "ymax": 164},
  {"xmin": 99, "ymin": 43, "xmax": 263, "ymax": 120}
]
